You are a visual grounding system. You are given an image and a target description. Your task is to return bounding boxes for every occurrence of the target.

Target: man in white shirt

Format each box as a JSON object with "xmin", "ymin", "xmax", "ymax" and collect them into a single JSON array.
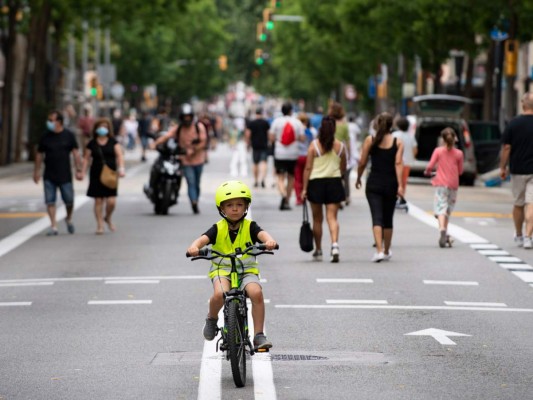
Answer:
[
  {"xmin": 269, "ymin": 102, "xmax": 305, "ymax": 210},
  {"xmin": 393, "ymin": 117, "xmax": 417, "ymax": 207}
]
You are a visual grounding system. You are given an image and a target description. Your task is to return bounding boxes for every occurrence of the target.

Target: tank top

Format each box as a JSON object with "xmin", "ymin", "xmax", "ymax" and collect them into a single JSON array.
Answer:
[
  {"xmin": 366, "ymin": 136, "xmax": 398, "ymax": 194},
  {"xmin": 309, "ymin": 140, "xmax": 344, "ymax": 180}
]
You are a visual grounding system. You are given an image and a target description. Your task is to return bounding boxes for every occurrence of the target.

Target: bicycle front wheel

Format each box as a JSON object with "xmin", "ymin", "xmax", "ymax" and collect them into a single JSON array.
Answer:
[{"xmin": 227, "ymin": 300, "xmax": 246, "ymax": 387}]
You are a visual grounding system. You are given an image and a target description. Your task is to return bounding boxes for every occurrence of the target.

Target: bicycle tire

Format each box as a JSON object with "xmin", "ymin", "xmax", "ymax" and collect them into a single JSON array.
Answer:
[{"xmin": 227, "ymin": 300, "xmax": 246, "ymax": 387}]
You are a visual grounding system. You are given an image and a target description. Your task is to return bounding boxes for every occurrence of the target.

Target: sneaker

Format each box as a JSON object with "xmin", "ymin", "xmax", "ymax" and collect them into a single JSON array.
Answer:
[
  {"xmin": 331, "ymin": 245, "xmax": 339, "ymax": 263},
  {"xmin": 524, "ymin": 237, "xmax": 533, "ymax": 249},
  {"xmin": 439, "ymin": 230, "xmax": 447, "ymax": 248},
  {"xmin": 261, "ymin": 181, "xmax": 265, "ymax": 188},
  {"xmin": 253, "ymin": 333, "xmax": 273, "ymax": 349},
  {"xmin": 312, "ymin": 250, "xmax": 323, "ymax": 261},
  {"xmin": 371, "ymin": 252, "xmax": 385, "ymax": 262},
  {"xmin": 383, "ymin": 250, "xmax": 392, "ymax": 261},
  {"xmin": 66, "ymin": 220, "xmax": 75, "ymax": 234},
  {"xmin": 514, "ymin": 235, "xmax": 524, "ymax": 247},
  {"xmin": 46, "ymin": 227, "xmax": 58, "ymax": 236},
  {"xmin": 203, "ymin": 316, "xmax": 218, "ymax": 341}
]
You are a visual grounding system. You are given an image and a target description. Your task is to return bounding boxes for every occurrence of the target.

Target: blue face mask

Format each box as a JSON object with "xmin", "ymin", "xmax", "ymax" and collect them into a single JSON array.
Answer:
[
  {"xmin": 96, "ymin": 127, "xmax": 109, "ymax": 136},
  {"xmin": 46, "ymin": 121, "xmax": 55, "ymax": 131}
]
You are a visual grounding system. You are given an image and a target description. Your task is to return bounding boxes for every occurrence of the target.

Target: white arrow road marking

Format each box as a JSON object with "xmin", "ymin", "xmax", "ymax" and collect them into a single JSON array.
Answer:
[{"xmin": 405, "ymin": 328, "xmax": 471, "ymax": 345}]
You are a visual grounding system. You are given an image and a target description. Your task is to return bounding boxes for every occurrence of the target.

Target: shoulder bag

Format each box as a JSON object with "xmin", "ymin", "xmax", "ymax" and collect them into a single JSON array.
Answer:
[{"xmin": 96, "ymin": 144, "xmax": 118, "ymax": 190}]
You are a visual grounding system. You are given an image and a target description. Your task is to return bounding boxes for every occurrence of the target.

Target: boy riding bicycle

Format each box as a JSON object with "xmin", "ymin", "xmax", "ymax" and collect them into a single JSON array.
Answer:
[{"xmin": 186, "ymin": 180, "xmax": 277, "ymax": 349}]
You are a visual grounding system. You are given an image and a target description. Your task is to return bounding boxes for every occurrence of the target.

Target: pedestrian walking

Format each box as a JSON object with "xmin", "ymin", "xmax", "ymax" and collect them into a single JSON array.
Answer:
[
  {"xmin": 424, "ymin": 127, "xmax": 463, "ymax": 248},
  {"xmin": 500, "ymin": 91, "xmax": 533, "ymax": 249},
  {"xmin": 269, "ymin": 102, "xmax": 305, "ymax": 210},
  {"xmin": 81, "ymin": 118, "xmax": 125, "ymax": 234},
  {"xmin": 78, "ymin": 105, "xmax": 94, "ymax": 153},
  {"xmin": 393, "ymin": 116, "xmax": 417, "ymax": 209},
  {"xmin": 301, "ymin": 116, "xmax": 346, "ymax": 262},
  {"xmin": 329, "ymin": 102, "xmax": 351, "ymax": 206},
  {"xmin": 245, "ymin": 109, "xmax": 270, "ymax": 188},
  {"xmin": 356, "ymin": 112, "xmax": 404, "ymax": 262},
  {"xmin": 33, "ymin": 110, "xmax": 83, "ymax": 236},
  {"xmin": 138, "ymin": 111, "xmax": 153, "ymax": 162},
  {"xmin": 124, "ymin": 112, "xmax": 139, "ymax": 150},
  {"xmin": 294, "ymin": 112, "xmax": 316, "ymax": 205},
  {"xmin": 229, "ymin": 116, "xmax": 249, "ymax": 178}
]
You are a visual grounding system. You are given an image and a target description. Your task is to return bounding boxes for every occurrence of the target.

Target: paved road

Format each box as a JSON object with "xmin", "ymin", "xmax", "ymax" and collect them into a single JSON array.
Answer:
[{"xmin": 0, "ymin": 144, "xmax": 532, "ymax": 399}]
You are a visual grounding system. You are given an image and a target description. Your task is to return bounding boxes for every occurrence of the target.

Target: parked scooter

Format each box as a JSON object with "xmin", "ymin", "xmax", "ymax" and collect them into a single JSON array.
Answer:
[{"xmin": 143, "ymin": 138, "xmax": 185, "ymax": 215}]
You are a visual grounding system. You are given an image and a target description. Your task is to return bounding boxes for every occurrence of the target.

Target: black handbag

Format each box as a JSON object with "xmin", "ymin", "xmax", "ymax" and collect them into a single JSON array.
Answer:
[{"xmin": 299, "ymin": 201, "xmax": 314, "ymax": 252}]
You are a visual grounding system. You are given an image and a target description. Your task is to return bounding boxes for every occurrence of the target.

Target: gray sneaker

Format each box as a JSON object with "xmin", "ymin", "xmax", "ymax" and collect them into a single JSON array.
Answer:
[
  {"xmin": 254, "ymin": 333, "xmax": 273, "ymax": 349},
  {"xmin": 439, "ymin": 230, "xmax": 447, "ymax": 248},
  {"xmin": 515, "ymin": 235, "xmax": 524, "ymax": 247},
  {"xmin": 203, "ymin": 316, "xmax": 218, "ymax": 341},
  {"xmin": 524, "ymin": 237, "xmax": 533, "ymax": 249},
  {"xmin": 312, "ymin": 250, "xmax": 323, "ymax": 261}
]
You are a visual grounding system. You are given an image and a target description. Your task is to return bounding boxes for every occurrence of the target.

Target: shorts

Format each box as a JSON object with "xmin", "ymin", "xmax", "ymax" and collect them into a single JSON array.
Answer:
[
  {"xmin": 307, "ymin": 178, "xmax": 345, "ymax": 204},
  {"xmin": 274, "ymin": 159, "xmax": 297, "ymax": 175},
  {"xmin": 211, "ymin": 273, "xmax": 261, "ymax": 290},
  {"xmin": 433, "ymin": 186, "xmax": 457, "ymax": 217},
  {"xmin": 140, "ymin": 135, "xmax": 149, "ymax": 149},
  {"xmin": 511, "ymin": 174, "xmax": 533, "ymax": 206},
  {"xmin": 252, "ymin": 149, "xmax": 268, "ymax": 164},
  {"xmin": 44, "ymin": 180, "xmax": 74, "ymax": 206}
]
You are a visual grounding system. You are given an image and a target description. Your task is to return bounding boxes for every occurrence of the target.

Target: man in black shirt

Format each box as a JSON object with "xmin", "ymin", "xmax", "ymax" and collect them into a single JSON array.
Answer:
[
  {"xmin": 33, "ymin": 110, "xmax": 83, "ymax": 235},
  {"xmin": 500, "ymin": 92, "xmax": 533, "ymax": 249},
  {"xmin": 245, "ymin": 109, "xmax": 270, "ymax": 188}
]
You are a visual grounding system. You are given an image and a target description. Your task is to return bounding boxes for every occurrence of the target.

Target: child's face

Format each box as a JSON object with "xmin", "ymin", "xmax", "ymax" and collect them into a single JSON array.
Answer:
[{"xmin": 221, "ymin": 198, "xmax": 248, "ymax": 222}]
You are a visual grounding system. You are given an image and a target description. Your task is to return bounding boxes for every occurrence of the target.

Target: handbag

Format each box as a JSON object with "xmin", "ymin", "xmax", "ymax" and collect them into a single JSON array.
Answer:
[
  {"xmin": 97, "ymin": 145, "xmax": 118, "ymax": 190},
  {"xmin": 299, "ymin": 201, "xmax": 314, "ymax": 252}
]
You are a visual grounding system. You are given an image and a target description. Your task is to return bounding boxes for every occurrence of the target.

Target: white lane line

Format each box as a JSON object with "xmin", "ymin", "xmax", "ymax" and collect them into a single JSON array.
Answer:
[
  {"xmin": 316, "ymin": 278, "xmax": 373, "ymax": 283},
  {"xmin": 0, "ymin": 302, "xmax": 32, "ymax": 306},
  {"xmin": 0, "ymin": 275, "xmax": 205, "ymax": 284},
  {"xmin": 498, "ymin": 263, "xmax": 533, "ymax": 270},
  {"xmin": 408, "ymin": 203, "xmax": 488, "ymax": 244},
  {"xmin": 275, "ymin": 304, "xmax": 533, "ymax": 313},
  {"xmin": 488, "ymin": 256, "xmax": 523, "ymax": 263},
  {"xmin": 247, "ymin": 299, "xmax": 271, "ymax": 304},
  {"xmin": 470, "ymin": 244, "xmax": 499, "ymax": 250},
  {"xmin": 87, "ymin": 300, "xmax": 152, "ymax": 305},
  {"xmin": 0, "ymin": 282, "xmax": 54, "ymax": 287},
  {"xmin": 104, "ymin": 280, "xmax": 160, "ymax": 284},
  {"xmin": 0, "ymin": 196, "xmax": 90, "ymax": 258},
  {"xmin": 423, "ymin": 280, "xmax": 479, "ymax": 286},
  {"xmin": 444, "ymin": 301, "xmax": 507, "ymax": 307},
  {"xmin": 326, "ymin": 299, "xmax": 388, "ymax": 305},
  {"xmin": 197, "ymin": 308, "xmax": 223, "ymax": 400},
  {"xmin": 512, "ymin": 271, "xmax": 533, "ymax": 283},
  {"xmin": 248, "ymin": 297, "xmax": 277, "ymax": 400},
  {"xmin": 478, "ymin": 250, "xmax": 510, "ymax": 256}
]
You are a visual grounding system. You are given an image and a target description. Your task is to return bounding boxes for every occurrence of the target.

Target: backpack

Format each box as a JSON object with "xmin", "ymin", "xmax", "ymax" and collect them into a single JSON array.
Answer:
[{"xmin": 280, "ymin": 122, "xmax": 296, "ymax": 146}]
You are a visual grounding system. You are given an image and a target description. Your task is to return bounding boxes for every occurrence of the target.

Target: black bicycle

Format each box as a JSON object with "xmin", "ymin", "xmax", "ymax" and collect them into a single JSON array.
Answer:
[{"xmin": 187, "ymin": 243, "xmax": 277, "ymax": 388}]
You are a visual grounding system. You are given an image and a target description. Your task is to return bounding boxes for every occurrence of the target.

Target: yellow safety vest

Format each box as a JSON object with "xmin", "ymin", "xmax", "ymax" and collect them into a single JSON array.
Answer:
[{"xmin": 209, "ymin": 219, "xmax": 260, "ymax": 279}]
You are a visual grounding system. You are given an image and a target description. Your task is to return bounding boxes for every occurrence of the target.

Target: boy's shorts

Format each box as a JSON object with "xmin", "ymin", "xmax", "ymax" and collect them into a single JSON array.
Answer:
[
  {"xmin": 211, "ymin": 273, "xmax": 261, "ymax": 290},
  {"xmin": 433, "ymin": 186, "xmax": 457, "ymax": 217},
  {"xmin": 511, "ymin": 174, "xmax": 533, "ymax": 206},
  {"xmin": 44, "ymin": 180, "xmax": 74, "ymax": 206}
]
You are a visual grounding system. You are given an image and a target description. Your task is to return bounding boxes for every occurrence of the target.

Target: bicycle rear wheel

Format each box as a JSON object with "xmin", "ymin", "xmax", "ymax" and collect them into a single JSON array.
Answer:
[{"xmin": 227, "ymin": 300, "xmax": 246, "ymax": 387}]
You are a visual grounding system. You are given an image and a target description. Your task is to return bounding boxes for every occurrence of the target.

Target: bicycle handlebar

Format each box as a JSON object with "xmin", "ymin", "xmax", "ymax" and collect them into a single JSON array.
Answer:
[{"xmin": 186, "ymin": 243, "xmax": 279, "ymax": 260}]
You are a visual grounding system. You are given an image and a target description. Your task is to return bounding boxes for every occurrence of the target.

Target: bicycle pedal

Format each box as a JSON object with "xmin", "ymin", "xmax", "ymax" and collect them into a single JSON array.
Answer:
[{"xmin": 255, "ymin": 348, "xmax": 269, "ymax": 353}]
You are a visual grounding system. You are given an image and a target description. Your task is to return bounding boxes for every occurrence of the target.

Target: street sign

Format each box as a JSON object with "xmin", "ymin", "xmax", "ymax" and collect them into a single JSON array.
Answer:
[
  {"xmin": 344, "ymin": 84, "xmax": 357, "ymax": 101},
  {"xmin": 368, "ymin": 77, "xmax": 376, "ymax": 99},
  {"xmin": 490, "ymin": 28, "xmax": 509, "ymax": 42}
]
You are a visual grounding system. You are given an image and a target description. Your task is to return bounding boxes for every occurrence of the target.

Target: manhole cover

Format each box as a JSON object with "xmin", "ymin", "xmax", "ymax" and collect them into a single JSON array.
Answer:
[{"xmin": 271, "ymin": 354, "xmax": 328, "ymax": 361}]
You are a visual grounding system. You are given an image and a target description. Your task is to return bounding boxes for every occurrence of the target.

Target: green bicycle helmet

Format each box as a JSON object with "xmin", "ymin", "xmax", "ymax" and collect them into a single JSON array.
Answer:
[{"xmin": 215, "ymin": 180, "xmax": 252, "ymax": 207}]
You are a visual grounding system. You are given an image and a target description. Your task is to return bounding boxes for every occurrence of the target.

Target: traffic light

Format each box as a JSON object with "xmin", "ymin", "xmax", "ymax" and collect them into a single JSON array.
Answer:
[
  {"xmin": 255, "ymin": 48, "xmax": 264, "ymax": 66},
  {"xmin": 271, "ymin": 0, "xmax": 282, "ymax": 8},
  {"xmin": 90, "ymin": 76, "xmax": 98, "ymax": 97},
  {"xmin": 257, "ymin": 22, "xmax": 267, "ymax": 42},
  {"xmin": 263, "ymin": 8, "xmax": 274, "ymax": 30},
  {"xmin": 218, "ymin": 54, "xmax": 228, "ymax": 71},
  {"xmin": 505, "ymin": 39, "xmax": 518, "ymax": 77}
]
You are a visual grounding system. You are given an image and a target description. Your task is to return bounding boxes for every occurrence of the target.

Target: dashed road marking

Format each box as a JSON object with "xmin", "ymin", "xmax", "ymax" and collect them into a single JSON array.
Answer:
[
  {"xmin": 275, "ymin": 304, "xmax": 533, "ymax": 313},
  {"xmin": 478, "ymin": 250, "xmax": 510, "ymax": 256},
  {"xmin": 444, "ymin": 301, "xmax": 507, "ymax": 307},
  {"xmin": 0, "ymin": 275, "xmax": 205, "ymax": 284},
  {"xmin": 488, "ymin": 256, "xmax": 523, "ymax": 263},
  {"xmin": 423, "ymin": 280, "xmax": 479, "ymax": 286},
  {"xmin": 0, "ymin": 302, "xmax": 32, "ymax": 306},
  {"xmin": 0, "ymin": 282, "xmax": 54, "ymax": 287},
  {"xmin": 326, "ymin": 299, "xmax": 388, "ymax": 305}
]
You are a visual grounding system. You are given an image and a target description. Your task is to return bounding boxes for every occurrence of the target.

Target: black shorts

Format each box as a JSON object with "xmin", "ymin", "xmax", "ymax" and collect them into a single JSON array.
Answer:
[
  {"xmin": 274, "ymin": 159, "xmax": 297, "ymax": 175},
  {"xmin": 307, "ymin": 177, "xmax": 345, "ymax": 204},
  {"xmin": 252, "ymin": 149, "xmax": 268, "ymax": 164}
]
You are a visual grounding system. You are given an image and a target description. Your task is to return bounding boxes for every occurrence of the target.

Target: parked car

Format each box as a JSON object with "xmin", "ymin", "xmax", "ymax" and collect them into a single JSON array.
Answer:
[
  {"xmin": 468, "ymin": 120, "xmax": 501, "ymax": 174},
  {"xmin": 410, "ymin": 94, "xmax": 477, "ymax": 186}
]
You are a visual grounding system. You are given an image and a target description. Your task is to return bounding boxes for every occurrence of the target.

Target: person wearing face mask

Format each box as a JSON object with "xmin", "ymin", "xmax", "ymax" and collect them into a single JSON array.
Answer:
[
  {"xmin": 34, "ymin": 110, "xmax": 83, "ymax": 236},
  {"xmin": 81, "ymin": 118, "xmax": 125, "ymax": 234},
  {"xmin": 151, "ymin": 103, "xmax": 208, "ymax": 214}
]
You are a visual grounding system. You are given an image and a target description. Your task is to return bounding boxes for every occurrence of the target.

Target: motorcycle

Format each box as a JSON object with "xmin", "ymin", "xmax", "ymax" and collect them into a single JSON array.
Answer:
[{"xmin": 143, "ymin": 138, "xmax": 185, "ymax": 215}]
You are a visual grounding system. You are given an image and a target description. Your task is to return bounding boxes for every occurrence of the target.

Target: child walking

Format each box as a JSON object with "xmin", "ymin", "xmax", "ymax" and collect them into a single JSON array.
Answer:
[
  {"xmin": 186, "ymin": 180, "xmax": 277, "ymax": 349},
  {"xmin": 424, "ymin": 128, "xmax": 464, "ymax": 247}
]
